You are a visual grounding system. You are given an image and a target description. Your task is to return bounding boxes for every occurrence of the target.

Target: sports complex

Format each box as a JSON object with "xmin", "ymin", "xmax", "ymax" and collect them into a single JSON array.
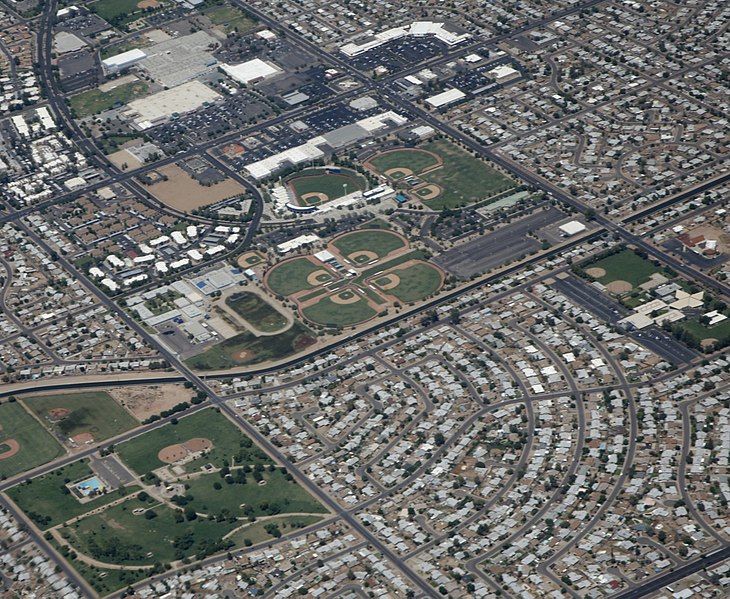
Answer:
[
  {"xmin": 264, "ymin": 228, "xmax": 444, "ymax": 329},
  {"xmin": 284, "ymin": 167, "xmax": 368, "ymax": 207}
]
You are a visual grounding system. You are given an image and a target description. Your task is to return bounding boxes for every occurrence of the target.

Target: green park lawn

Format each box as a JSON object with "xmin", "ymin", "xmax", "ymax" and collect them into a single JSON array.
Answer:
[
  {"xmin": 227, "ymin": 514, "xmax": 324, "ymax": 547},
  {"xmin": 24, "ymin": 391, "xmax": 137, "ymax": 443},
  {"xmin": 115, "ymin": 409, "xmax": 269, "ymax": 475},
  {"xmin": 302, "ymin": 293, "xmax": 376, "ymax": 328},
  {"xmin": 266, "ymin": 257, "xmax": 328, "ymax": 297},
  {"xmin": 59, "ymin": 500, "xmax": 239, "ymax": 566},
  {"xmin": 6, "ymin": 460, "xmax": 138, "ymax": 529},
  {"xmin": 185, "ymin": 320, "xmax": 316, "ymax": 370},
  {"xmin": 381, "ymin": 263, "xmax": 443, "ymax": 303},
  {"xmin": 69, "ymin": 81, "xmax": 149, "ymax": 118},
  {"xmin": 0, "ymin": 402, "xmax": 64, "ymax": 478},
  {"xmin": 226, "ymin": 292, "xmax": 288, "ymax": 333},
  {"xmin": 332, "ymin": 229, "xmax": 406, "ymax": 260},
  {"xmin": 203, "ymin": 3, "xmax": 257, "ymax": 34},
  {"xmin": 182, "ymin": 468, "xmax": 326, "ymax": 519}
]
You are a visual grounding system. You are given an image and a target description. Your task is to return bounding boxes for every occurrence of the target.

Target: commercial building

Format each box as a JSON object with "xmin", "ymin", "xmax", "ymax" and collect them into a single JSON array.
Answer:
[
  {"xmin": 220, "ymin": 58, "xmax": 282, "ymax": 85},
  {"xmin": 102, "ymin": 49, "xmax": 147, "ymax": 75}
]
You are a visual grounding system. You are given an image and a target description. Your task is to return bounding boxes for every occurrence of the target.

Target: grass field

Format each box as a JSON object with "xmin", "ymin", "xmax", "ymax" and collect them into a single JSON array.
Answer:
[
  {"xmin": 7, "ymin": 461, "xmax": 139, "ymax": 529},
  {"xmin": 267, "ymin": 257, "xmax": 328, "ymax": 297},
  {"xmin": 679, "ymin": 316, "xmax": 730, "ymax": 345},
  {"xmin": 183, "ymin": 469, "xmax": 326, "ymax": 518},
  {"xmin": 116, "ymin": 409, "xmax": 269, "ymax": 475},
  {"xmin": 69, "ymin": 81, "xmax": 149, "ymax": 118},
  {"xmin": 0, "ymin": 402, "xmax": 64, "ymax": 478},
  {"xmin": 287, "ymin": 168, "xmax": 367, "ymax": 205},
  {"xmin": 91, "ymin": 0, "xmax": 145, "ymax": 27},
  {"xmin": 59, "ymin": 500, "xmax": 239, "ymax": 566},
  {"xmin": 24, "ymin": 392, "xmax": 137, "ymax": 443},
  {"xmin": 302, "ymin": 293, "xmax": 376, "ymax": 328},
  {"xmin": 185, "ymin": 320, "xmax": 316, "ymax": 370},
  {"xmin": 380, "ymin": 263, "xmax": 443, "ymax": 303},
  {"xmin": 332, "ymin": 230, "xmax": 406, "ymax": 260},
  {"xmin": 203, "ymin": 3, "xmax": 257, "ymax": 34},
  {"xmin": 368, "ymin": 148, "xmax": 440, "ymax": 175},
  {"xmin": 588, "ymin": 249, "xmax": 667, "ymax": 288},
  {"xmin": 417, "ymin": 140, "xmax": 516, "ymax": 210},
  {"xmin": 228, "ymin": 514, "xmax": 323, "ymax": 547},
  {"xmin": 226, "ymin": 292, "xmax": 288, "ymax": 333}
]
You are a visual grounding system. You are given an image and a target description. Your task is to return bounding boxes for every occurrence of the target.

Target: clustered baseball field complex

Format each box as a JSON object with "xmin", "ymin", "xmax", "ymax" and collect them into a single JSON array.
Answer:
[
  {"xmin": 265, "ymin": 228, "xmax": 445, "ymax": 329},
  {"xmin": 6, "ymin": 408, "xmax": 326, "ymax": 596}
]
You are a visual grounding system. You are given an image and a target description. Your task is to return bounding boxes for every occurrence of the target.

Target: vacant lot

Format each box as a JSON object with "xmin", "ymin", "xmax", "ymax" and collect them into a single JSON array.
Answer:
[
  {"xmin": 203, "ymin": 3, "xmax": 257, "ymax": 34},
  {"xmin": 116, "ymin": 409, "xmax": 269, "ymax": 475},
  {"xmin": 186, "ymin": 321, "xmax": 316, "ymax": 370},
  {"xmin": 144, "ymin": 164, "xmax": 246, "ymax": 211},
  {"xmin": 108, "ymin": 384, "xmax": 194, "ymax": 422},
  {"xmin": 7, "ymin": 461, "xmax": 138, "ymax": 529},
  {"xmin": 331, "ymin": 229, "xmax": 406, "ymax": 261},
  {"xmin": 0, "ymin": 402, "xmax": 64, "ymax": 478},
  {"xmin": 24, "ymin": 391, "xmax": 137, "ymax": 443},
  {"xmin": 69, "ymin": 80, "xmax": 149, "ymax": 118},
  {"xmin": 226, "ymin": 292, "xmax": 288, "ymax": 333},
  {"xmin": 267, "ymin": 257, "xmax": 329, "ymax": 297}
]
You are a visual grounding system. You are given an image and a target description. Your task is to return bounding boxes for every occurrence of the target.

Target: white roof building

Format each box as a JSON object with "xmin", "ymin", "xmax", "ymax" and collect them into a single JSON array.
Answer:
[
  {"xmin": 102, "ymin": 49, "xmax": 147, "ymax": 73},
  {"xmin": 425, "ymin": 88, "xmax": 466, "ymax": 108},
  {"xmin": 559, "ymin": 220, "xmax": 587, "ymax": 236},
  {"xmin": 220, "ymin": 59, "xmax": 282, "ymax": 85}
]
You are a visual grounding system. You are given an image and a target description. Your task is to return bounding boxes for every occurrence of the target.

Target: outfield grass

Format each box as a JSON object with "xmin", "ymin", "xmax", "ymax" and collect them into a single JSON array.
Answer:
[
  {"xmin": 183, "ymin": 469, "xmax": 326, "ymax": 518},
  {"xmin": 69, "ymin": 81, "xmax": 149, "ymax": 118},
  {"xmin": 589, "ymin": 249, "xmax": 667, "ymax": 288},
  {"xmin": 302, "ymin": 294, "xmax": 377, "ymax": 328},
  {"xmin": 679, "ymin": 316, "xmax": 730, "ymax": 344},
  {"xmin": 418, "ymin": 139, "xmax": 516, "ymax": 210},
  {"xmin": 226, "ymin": 292, "xmax": 288, "ymax": 333},
  {"xmin": 59, "ymin": 500, "xmax": 238, "ymax": 566},
  {"xmin": 24, "ymin": 392, "xmax": 137, "ymax": 443},
  {"xmin": 287, "ymin": 169, "xmax": 367, "ymax": 205},
  {"xmin": 116, "ymin": 409, "xmax": 269, "ymax": 475},
  {"xmin": 0, "ymin": 402, "xmax": 64, "ymax": 478},
  {"xmin": 369, "ymin": 148, "xmax": 440, "ymax": 175},
  {"xmin": 228, "ymin": 514, "xmax": 324, "ymax": 547},
  {"xmin": 267, "ymin": 258, "xmax": 327, "ymax": 297},
  {"xmin": 332, "ymin": 230, "xmax": 406, "ymax": 260},
  {"xmin": 185, "ymin": 320, "xmax": 316, "ymax": 370},
  {"xmin": 381, "ymin": 263, "xmax": 443, "ymax": 303},
  {"xmin": 7, "ymin": 461, "xmax": 139, "ymax": 529}
]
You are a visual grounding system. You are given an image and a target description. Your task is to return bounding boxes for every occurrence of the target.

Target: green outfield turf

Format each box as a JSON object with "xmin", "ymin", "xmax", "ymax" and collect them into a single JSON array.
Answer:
[
  {"xmin": 6, "ymin": 461, "xmax": 139, "ymax": 529},
  {"xmin": 185, "ymin": 321, "xmax": 316, "ymax": 370},
  {"xmin": 331, "ymin": 229, "xmax": 406, "ymax": 260},
  {"xmin": 0, "ymin": 402, "xmax": 64, "ymax": 478},
  {"xmin": 24, "ymin": 391, "xmax": 137, "ymax": 443},
  {"xmin": 379, "ymin": 263, "xmax": 443, "ymax": 303},
  {"xmin": 69, "ymin": 81, "xmax": 149, "ymax": 118},
  {"xmin": 267, "ymin": 257, "xmax": 329, "ymax": 297},
  {"xmin": 226, "ymin": 292, "xmax": 288, "ymax": 333},
  {"xmin": 588, "ymin": 249, "xmax": 668, "ymax": 288},
  {"xmin": 116, "ymin": 409, "xmax": 269, "ymax": 475},
  {"xmin": 368, "ymin": 148, "xmax": 441, "ymax": 175},
  {"xmin": 287, "ymin": 168, "xmax": 367, "ymax": 205},
  {"xmin": 417, "ymin": 139, "xmax": 516, "ymax": 210},
  {"xmin": 302, "ymin": 293, "xmax": 377, "ymax": 328}
]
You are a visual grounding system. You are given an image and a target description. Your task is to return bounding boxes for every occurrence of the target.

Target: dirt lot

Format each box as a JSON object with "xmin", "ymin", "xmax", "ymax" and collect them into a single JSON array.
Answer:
[
  {"xmin": 108, "ymin": 384, "xmax": 194, "ymax": 421},
  {"xmin": 144, "ymin": 164, "xmax": 246, "ymax": 211}
]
